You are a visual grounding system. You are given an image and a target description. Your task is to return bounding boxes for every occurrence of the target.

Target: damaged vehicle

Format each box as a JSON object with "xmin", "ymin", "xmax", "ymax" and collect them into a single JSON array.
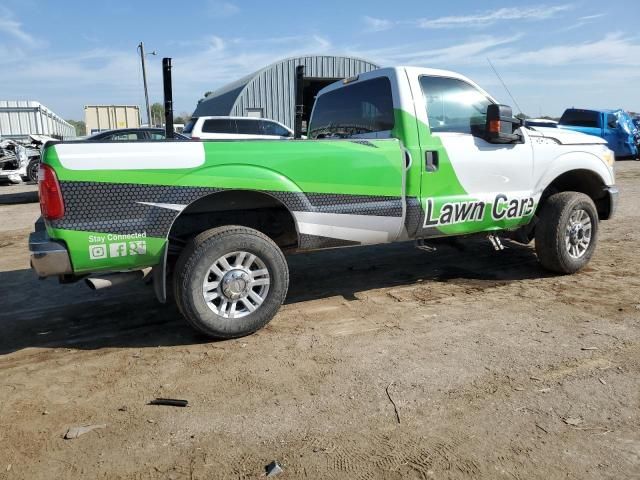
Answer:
[{"xmin": 0, "ymin": 135, "xmax": 54, "ymax": 184}]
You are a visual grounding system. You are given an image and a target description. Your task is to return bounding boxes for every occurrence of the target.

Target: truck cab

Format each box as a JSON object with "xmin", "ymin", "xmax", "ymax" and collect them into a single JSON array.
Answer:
[
  {"xmin": 307, "ymin": 67, "xmax": 617, "ymax": 240},
  {"xmin": 558, "ymin": 108, "xmax": 640, "ymax": 159}
]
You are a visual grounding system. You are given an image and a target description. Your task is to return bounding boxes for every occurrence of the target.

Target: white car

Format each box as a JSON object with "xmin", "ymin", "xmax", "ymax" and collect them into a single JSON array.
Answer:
[{"xmin": 183, "ymin": 116, "xmax": 294, "ymax": 140}]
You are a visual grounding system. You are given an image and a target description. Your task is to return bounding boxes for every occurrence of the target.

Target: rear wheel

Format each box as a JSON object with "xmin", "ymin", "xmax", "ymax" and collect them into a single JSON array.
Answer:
[
  {"xmin": 174, "ymin": 226, "xmax": 289, "ymax": 338},
  {"xmin": 535, "ymin": 192, "xmax": 598, "ymax": 274}
]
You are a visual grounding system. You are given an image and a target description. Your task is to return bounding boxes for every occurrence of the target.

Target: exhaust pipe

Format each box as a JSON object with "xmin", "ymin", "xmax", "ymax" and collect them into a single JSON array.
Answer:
[
  {"xmin": 85, "ymin": 267, "xmax": 152, "ymax": 291},
  {"xmin": 294, "ymin": 65, "xmax": 304, "ymax": 139},
  {"xmin": 163, "ymin": 57, "xmax": 174, "ymax": 139}
]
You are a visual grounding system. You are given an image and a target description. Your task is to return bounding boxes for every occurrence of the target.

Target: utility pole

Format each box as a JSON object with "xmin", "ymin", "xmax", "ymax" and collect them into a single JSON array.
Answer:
[{"xmin": 138, "ymin": 41, "xmax": 153, "ymax": 126}]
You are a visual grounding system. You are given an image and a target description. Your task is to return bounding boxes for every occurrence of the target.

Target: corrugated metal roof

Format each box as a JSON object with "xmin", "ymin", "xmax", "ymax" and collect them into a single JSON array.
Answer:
[{"xmin": 192, "ymin": 55, "xmax": 380, "ymax": 128}]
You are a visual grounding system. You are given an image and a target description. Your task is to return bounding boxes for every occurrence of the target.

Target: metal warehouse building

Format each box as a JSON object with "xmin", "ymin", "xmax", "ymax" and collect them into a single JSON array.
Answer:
[
  {"xmin": 192, "ymin": 55, "xmax": 380, "ymax": 130},
  {"xmin": 0, "ymin": 101, "xmax": 75, "ymax": 141}
]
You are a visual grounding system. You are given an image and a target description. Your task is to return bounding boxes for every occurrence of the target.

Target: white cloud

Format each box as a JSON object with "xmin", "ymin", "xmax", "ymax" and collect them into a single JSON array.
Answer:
[
  {"xmin": 363, "ymin": 16, "xmax": 394, "ymax": 32},
  {"xmin": 345, "ymin": 35, "xmax": 521, "ymax": 68},
  {"xmin": 417, "ymin": 5, "xmax": 572, "ymax": 28},
  {"xmin": 578, "ymin": 13, "xmax": 606, "ymax": 21},
  {"xmin": 495, "ymin": 33, "xmax": 640, "ymax": 66},
  {"xmin": 0, "ymin": 6, "xmax": 40, "ymax": 47}
]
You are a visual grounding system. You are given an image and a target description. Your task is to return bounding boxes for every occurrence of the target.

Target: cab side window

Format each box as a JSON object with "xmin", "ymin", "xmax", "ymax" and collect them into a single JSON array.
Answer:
[
  {"xmin": 420, "ymin": 76, "xmax": 492, "ymax": 135},
  {"xmin": 606, "ymin": 114, "xmax": 618, "ymax": 129},
  {"xmin": 308, "ymin": 77, "xmax": 395, "ymax": 139}
]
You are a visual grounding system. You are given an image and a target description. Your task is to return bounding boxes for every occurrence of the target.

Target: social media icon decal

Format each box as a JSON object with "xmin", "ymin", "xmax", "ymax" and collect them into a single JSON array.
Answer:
[
  {"xmin": 129, "ymin": 241, "xmax": 147, "ymax": 255},
  {"xmin": 89, "ymin": 240, "xmax": 148, "ymax": 261},
  {"xmin": 89, "ymin": 244, "xmax": 107, "ymax": 260},
  {"xmin": 109, "ymin": 242, "xmax": 127, "ymax": 258}
]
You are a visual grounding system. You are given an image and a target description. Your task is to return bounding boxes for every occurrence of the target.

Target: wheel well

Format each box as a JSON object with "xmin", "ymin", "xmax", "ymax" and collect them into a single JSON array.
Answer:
[
  {"xmin": 168, "ymin": 190, "xmax": 298, "ymax": 254},
  {"xmin": 539, "ymin": 169, "xmax": 611, "ymax": 219}
]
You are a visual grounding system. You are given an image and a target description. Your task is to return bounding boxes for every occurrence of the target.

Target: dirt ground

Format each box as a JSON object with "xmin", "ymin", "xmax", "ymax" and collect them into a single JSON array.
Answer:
[{"xmin": 0, "ymin": 165, "xmax": 639, "ymax": 480}]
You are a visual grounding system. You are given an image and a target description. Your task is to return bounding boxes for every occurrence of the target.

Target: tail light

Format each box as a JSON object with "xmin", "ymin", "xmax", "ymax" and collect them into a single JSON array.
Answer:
[{"xmin": 38, "ymin": 164, "xmax": 65, "ymax": 220}]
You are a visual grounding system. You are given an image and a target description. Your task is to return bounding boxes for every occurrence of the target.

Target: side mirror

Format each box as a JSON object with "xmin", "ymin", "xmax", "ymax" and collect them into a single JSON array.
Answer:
[{"xmin": 485, "ymin": 104, "xmax": 522, "ymax": 144}]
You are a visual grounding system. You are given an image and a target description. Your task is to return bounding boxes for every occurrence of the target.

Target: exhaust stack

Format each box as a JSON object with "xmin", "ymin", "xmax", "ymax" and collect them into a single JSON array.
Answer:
[
  {"xmin": 294, "ymin": 65, "xmax": 304, "ymax": 139},
  {"xmin": 163, "ymin": 57, "xmax": 174, "ymax": 139}
]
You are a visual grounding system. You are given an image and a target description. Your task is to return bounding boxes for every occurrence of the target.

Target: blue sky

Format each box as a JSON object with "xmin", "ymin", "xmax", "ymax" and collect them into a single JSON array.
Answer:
[{"xmin": 1, "ymin": 0, "xmax": 638, "ymax": 120}]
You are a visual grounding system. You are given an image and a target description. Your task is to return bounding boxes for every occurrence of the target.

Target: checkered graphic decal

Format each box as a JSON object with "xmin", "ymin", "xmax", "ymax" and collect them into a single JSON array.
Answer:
[
  {"xmin": 274, "ymin": 192, "xmax": 402, "ymax": 217},
  {"xmin": 405, "ymin": 197, "xmax": 422, "ymax": 237},
  {"xmin": 51, "ymin": 181, "xmax": 405, "ymax": 241},
  {"xmin": 51, "ymin": 182, "xmax": 222, "ymax": 238},
  {"xmin": 299, "ymin": 234, "xmax": 360, "ymax": 250}
]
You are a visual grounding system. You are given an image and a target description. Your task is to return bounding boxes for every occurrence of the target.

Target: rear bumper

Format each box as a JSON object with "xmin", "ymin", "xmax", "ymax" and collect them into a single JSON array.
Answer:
[
  {"xmin": 605, "ymin": 186, "xmax": 619, "ymax": 219},
  {"xmin": 29, "ymin": 228, "xmax": 72, "ymax": 277}
]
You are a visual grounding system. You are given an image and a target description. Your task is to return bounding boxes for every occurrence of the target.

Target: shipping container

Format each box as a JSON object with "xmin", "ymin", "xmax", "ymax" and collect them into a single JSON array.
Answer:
[
  {"xmin": 84, "ymin": 105, "xmax": 141, "ymax": 135},
  {"xmin": 0, "ymin": 100, "xmax": 76, "ymax": 141}
]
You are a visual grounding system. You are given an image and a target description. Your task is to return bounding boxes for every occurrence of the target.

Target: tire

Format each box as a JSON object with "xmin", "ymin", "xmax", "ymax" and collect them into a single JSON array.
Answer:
[
  {"xmin": 535, "ymin": 192, "xmax": 598, "ymax": 274},
  {"xmin": 26, "ymin": 158, "xmax": 40, "ymax": 183},
  {"xmin": 173, "ymin": 225, "xmax": 289, "ymax": 339}
]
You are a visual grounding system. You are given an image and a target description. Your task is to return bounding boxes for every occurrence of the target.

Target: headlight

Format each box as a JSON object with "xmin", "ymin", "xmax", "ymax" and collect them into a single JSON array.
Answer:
[{"xmin": 601, "ymin": 148, "xmax": 615, "ymax": 167}]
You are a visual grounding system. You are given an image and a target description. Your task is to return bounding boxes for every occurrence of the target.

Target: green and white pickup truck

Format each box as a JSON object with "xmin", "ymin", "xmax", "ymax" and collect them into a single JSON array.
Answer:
[{"xmin": 30, "ymin": 67, "xmax": 618, "ymax": 338}]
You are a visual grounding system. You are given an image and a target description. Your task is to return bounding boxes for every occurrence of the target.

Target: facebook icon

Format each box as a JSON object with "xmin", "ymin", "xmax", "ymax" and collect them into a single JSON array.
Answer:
[{"xmin": 109, "ymin": 242, "xmax": 127, "ymax": 258}]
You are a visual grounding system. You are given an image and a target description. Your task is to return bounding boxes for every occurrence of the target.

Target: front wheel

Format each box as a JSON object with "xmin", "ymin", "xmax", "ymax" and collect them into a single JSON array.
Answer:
[
  {"xmin": 26, "ymin": 158, "xmax": 40, "ymax": 183},
  {"xmin": 174, "ymin": 226, "xmax": 289, "ymax": 339},
  {"xmin": 535, "ymin": 192, "xmax": 598, "ymax": 274}
]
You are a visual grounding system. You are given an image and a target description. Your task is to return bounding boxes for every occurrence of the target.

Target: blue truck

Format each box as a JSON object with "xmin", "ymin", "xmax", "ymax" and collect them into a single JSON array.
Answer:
[{"xmin": 558, "ymin": 108, "xmax": 640, "ymax": 159}]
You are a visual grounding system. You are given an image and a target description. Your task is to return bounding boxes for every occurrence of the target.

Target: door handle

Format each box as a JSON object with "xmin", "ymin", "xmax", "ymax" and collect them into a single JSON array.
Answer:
[{"xmin": 425, "ymin": 151, "xmax": 439, "ymax": 172}]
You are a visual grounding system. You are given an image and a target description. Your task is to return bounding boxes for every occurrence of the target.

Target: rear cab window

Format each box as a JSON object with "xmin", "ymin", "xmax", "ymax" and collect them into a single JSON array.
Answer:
[
  {"xmin": 308, "ymin": 77, "xmax": 395, "ymax": 139},
  {"xmin": 559, "ymin": 110, "xmax": 600, "ymax": 128}
]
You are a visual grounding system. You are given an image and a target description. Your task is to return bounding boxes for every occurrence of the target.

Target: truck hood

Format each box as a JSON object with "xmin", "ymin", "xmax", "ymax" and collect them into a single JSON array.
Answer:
[{"xmin": 527, "ymin": 127, "xmax": 607, "ymax": 145}]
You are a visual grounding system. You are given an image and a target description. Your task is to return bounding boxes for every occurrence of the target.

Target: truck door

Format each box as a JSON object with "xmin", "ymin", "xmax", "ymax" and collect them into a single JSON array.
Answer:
[
  {"xmin": 603, "ymin": 113, "xmax": 624, "ymax": 156},
  {"xmin": 409, "ymin": 74, "xmax": 534, "ymax": 238},
  {"xmin": 300, "ymin": 74, "xmax": 407, "ymax": 247}
]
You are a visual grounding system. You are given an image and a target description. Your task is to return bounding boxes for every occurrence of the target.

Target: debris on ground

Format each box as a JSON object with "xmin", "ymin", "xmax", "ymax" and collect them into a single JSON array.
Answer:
[
  {"xmin": 563, "ymin": 417, "xmax": 583, "ymax": 426},
  {"xmin": 147, "ymin": 398, "xmax": 189, "ymax": 407},
  {"xmin": 63, "ymin": 424, "xmax": 107, "ymax": 439},
  {"xmin": 265, "ymin": 460, "xmax": 283, "ymax": 477},
  {"xmin": 581, "ymin": 347, "xmax": 598, "ymax": 351},
  {"xmin": 385, "ymin": 382, "xmax": 401, "ymax": 424}
]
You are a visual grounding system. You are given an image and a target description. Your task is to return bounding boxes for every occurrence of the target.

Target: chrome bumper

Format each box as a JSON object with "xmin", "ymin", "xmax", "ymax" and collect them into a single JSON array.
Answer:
[
  {"xmin": 605, "ymin": 186, "xmax": 619, "ymax": 219},
  {"xmin": 29, "ymin": 229, "xmax": 72, "ymax": 277}
]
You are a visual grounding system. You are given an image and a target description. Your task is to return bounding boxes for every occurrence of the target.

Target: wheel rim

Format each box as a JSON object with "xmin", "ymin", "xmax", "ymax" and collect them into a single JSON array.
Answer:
[
  {"xmin": 202, "ymin": 251, "xmax": 270, "ymax": 318},
  {"xmin": 28, "ymin": 161, "xmax": 39, "ymax": 182},
  {"xmin": 564, "ymin": 208, "xmax": 592, "ymax": 259}
]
